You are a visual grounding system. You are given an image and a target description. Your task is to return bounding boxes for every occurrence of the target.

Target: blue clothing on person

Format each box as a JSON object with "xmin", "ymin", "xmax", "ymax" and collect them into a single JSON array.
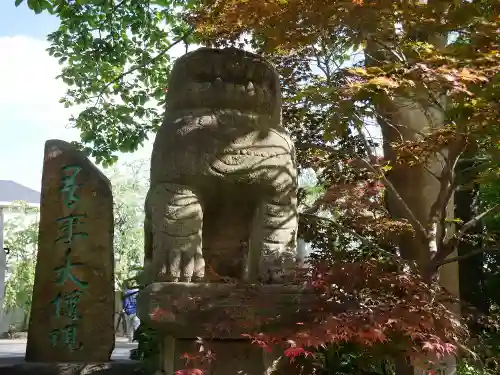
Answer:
[{"xmin": 123, "ymin": 288, "xmax": 139, "ymax": 315}]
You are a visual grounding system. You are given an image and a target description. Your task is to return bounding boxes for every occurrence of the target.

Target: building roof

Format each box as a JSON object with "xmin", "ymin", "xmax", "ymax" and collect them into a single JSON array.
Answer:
[{"xmin": 0, "ymin": 180, "xmax": 40, "ymax": 205}]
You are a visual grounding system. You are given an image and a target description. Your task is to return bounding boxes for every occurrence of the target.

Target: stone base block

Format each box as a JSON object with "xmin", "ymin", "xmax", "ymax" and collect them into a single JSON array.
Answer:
[
  {"xmin": 177, "ymin": 339, "xmax": 266, "ymax": 375},
  {"xmin": 0, "ymin": 361, "xmax": 145, "ymax": 375},
  {"xmin": 154, "ymin": 337, "xmax": 312, "ymax": 375},
  {"xmin": 137, "ymin": 282, "xmax": 316, "ymax": 339},
  {"xmin": 137, "ymin": 283, "xmax": 317, "ymax": 375}
]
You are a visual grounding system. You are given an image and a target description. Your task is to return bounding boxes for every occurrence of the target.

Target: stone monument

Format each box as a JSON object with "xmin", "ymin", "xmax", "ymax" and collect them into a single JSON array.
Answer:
[
  {"xmin": 138, "ymin": 48, "xmax": 311, "ymax": 375},
  {"xmin": 26, "ymin": 140, "xmax": 115, "ymax": 362}
]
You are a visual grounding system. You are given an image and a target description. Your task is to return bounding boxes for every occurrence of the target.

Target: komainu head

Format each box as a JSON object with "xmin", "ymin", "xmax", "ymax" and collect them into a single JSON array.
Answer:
[{"xmin": 166, "ymin": 47, "xmax": 281, "ymax": 119}]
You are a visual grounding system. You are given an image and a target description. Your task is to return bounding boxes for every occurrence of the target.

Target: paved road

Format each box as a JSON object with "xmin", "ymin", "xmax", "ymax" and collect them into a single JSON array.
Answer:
[{"xmin": 0, "ymin": 338, "xmax": 137, "ymax": 364}]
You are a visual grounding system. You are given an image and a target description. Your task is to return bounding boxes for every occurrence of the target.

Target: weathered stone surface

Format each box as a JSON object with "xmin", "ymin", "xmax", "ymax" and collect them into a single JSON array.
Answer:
[
  {"xmin": 137, "ymin": 282, "xmax": 316, "ymax": 339},
  {"xmin": 164, "ymin": 339, "xmax": 314, "ymax": 375},
  {"xmin": 143, "ymin": 47, "xmax": 299, "ymax": 284},
  {"xmin": 177, "ymin": 340, "xmax": 265, "ymax": 375},
  {"xmin": 26, "ymin": 140, "xmax": 115, "ymax": 362},
  {"xmin": 0, "ymin": 361, "xmax": 145, "ymax": 375}
]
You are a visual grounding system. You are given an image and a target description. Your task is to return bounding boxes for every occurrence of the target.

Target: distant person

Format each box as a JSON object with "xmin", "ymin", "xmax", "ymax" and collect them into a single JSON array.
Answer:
[{"xmin": 122, "ymin": 286, "xmax": 140, "ymax": 343}]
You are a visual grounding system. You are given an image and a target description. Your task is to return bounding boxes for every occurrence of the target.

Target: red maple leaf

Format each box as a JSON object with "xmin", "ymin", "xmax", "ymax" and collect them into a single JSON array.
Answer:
[
  {"xmin": 180, "ymin": 352, "xmax": 199, "ymax": 363},
  {"xmin": 151, "ymin": 306, "xmax": 170, "ymax": 321},
  {"xmin": 175, "ymin": 369, "xmax": 204, "ymax": 375},
  {"xmin": 283, "ymin": 347, "xmax": 314, "ymax": 363}
]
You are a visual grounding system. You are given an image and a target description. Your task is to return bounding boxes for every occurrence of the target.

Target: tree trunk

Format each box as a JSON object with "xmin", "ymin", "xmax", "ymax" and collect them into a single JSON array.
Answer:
[{"xmin": 365, "ymin": 18, "xmax": 459, "ymax": 375}]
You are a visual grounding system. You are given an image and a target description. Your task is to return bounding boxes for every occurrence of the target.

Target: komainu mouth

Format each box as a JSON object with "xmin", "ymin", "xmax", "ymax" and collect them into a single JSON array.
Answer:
[{"xmin": 166, "ymin": 47, "xmax": 281, "ymax": 116}]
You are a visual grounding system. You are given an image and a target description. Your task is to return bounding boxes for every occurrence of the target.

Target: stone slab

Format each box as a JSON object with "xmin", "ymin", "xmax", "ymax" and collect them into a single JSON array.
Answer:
[
  {"xmin": 163, "ymin": 339, "xmax": 314, "ymax": 375},
  {"xmin": 0, "ymin": 361, "xmax": 145, "ymax": 375},
  {"xmin": 26, "ymin": 140, "xmax": 115, "ymax": 362},
  {"xmin": 137, "ymin": 282, "xmax": 317, "ymax": 339},
  {"xmin": 176, "ymin": 339, "xmax": 265, "ymax": 375}
]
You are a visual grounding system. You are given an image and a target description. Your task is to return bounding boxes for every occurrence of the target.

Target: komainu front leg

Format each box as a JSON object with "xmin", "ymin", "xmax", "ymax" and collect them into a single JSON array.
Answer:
[
  {"xmin": 248, "ymin": 189, "xmax": 298, "ymax": 283},
  {"xmin": 150, "ymin": 183, "xmax": 204, "ymax": 282}
]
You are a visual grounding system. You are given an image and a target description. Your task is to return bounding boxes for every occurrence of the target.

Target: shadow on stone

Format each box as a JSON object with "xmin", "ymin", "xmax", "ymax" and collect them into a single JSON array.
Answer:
[{"xmin": 0, "ymin": 361, "xmax": 146, "ymax": 375}]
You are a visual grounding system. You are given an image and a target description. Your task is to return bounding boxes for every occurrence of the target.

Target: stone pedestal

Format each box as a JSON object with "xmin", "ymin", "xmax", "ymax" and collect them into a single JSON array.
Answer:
[{"xmin": 137, "ymin": 283, "xmax": 315, "ymax": 375}]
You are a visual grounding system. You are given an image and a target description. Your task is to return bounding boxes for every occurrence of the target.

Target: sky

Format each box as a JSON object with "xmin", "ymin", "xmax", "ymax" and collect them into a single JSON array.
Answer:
[{"xmin": 0, "ymin": 2, "xmax": 188, "ymax": 191}]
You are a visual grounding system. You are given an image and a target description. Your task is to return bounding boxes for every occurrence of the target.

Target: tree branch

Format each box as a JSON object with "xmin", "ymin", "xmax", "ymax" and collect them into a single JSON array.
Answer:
[
  {"xmin": 90, "ymin": 28, "xmax": 194, "ymax": 109},
  {"xmin": 428, "ymin": 136, "xmax": 466, "ymax": 234},
  {"xmin": 108, "ymin": 28, "xmax": 193, "ymax": 90},
  {"xmin": 301, "ymin": 212, "xmax": 381, "ymax": 248},
  {"xmin": 435, "ymin": 247, "xmax": 499, "ymax": 267},
  {"xmin": 295, "ymin": 142, "xmax": 344, "ymax": 155},
  {"xmin": 300, "ymin": 212, "xmax": 412, "ymax": 268},
  {"xmin": 454, "ymin": 203, "xmax": 500, "ymax": 241},
  {"xmin": 113, "ymin": 0, "xmax": 127, "ymax": 12},
  {"xmin": 425, "ymin": 203, "xmax": 500, "ymax": 277},
  {"xmin": 359, "ymin": 158, "xmax": 429, "ymax": 243},
  {"xmin": 296, "ymin": 140, "xmax": 429, "ymax": 244},
  {"xmin": 353, "ymin": 123, "xmax": 429, "ymax": 243}
]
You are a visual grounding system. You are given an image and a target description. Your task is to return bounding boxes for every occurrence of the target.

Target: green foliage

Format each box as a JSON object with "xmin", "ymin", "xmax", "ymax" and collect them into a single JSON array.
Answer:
[
  {"xmin": 478, "ymin": 179, "xmax": 500, "ymax": 309},
  {"xmin": 107, "ymin": 160, "xmax": 149, "ymax": 290},
  {"xmin": 480, "ymin": 331, "xmax": 500, "ymax": 373},
  {"xmin": 16, "ymin": 0, "xmax": 200, "ymax": 165},
  {"xmin": 479, "ymin": 179, "xmax": 500, "ymax": 234},
  {"xmin": 2, "ymin": 202, "xmax": 39, "ymax": 323},
  {"xmin": 312, "ymin": 343, "xmax": 391, "ymax": 375},
  {"xmin": 129, "ymin": 323, "xmax": 160, "ymax": 366},
  {"xmin": 457, "ymin": 362, "xmax": 494, "ymax": 375}
]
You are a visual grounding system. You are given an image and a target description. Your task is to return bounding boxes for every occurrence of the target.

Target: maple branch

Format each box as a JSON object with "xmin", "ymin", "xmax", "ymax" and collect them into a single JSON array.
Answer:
[
  {"xmin": 301, "ymin": 212, "xmax": 406, "ymax": 264},
  {"xmin": 421, "ymin": 164, "xmax": 441, "ymax": 183},
  {"xmin": 376, "ymin": 118, "xmax": 443, "ymax": 184},
  {"xmin": 457, "ymin": 160, "xmax": 490, "ymax": 179},
  {"xmin": 113, "ymin": 0, "xmax": 127, "ymax": 12},
  {"xmin": 363, "ymin": 159, "xmax": 428, "ymax": 242},
  {"xmin": 454, "ymin": 203, "xmax": 500, "ymax": 241},
  {"xmin": 428, "ymin": 136, "xmax": 466, "ymax": 230},
  {"xmin": 312, "ymin": 45, "xmax": 332, "ymax": 80},
  {"xmin": 415, "ymin": 82, "xmax": 469, "ymax": 236},
  {"xmin": 425, "ymin": 203, "xmax": 500, "ymax": 277},
  {"xmin": 297, "ymin": 140, "xmax": 428, "ymax": 243},
  {"xmin": 354, "ymin": 126, "xmax": 424, "ymax": 233},
  {"xmin": 435, "ymin": 247, "xmax": 500, "ymax": 267},
  {"xmin": 295, "ymin": 142, "xmax": 353, "ymax": 159},
  {"xmin": 366, "ymin": 36, "xmax": 406, "ymax": 64}
]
